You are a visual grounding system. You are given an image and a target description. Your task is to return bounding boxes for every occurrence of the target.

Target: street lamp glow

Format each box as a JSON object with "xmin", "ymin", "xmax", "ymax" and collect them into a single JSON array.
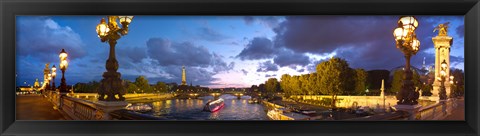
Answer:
[
  {"xmin": 439, "ymin": 59, "xmax": 448, "ymax": 100},
  {"xmin": 52, "ymin": 65, "xmax": 56, "ymax": 77},
  {"xmin": 118, "ymin": 16, "xmax": 133, "ymax": 24},
  {"xmin": 96, "ymin": 18, "xmax": 109, "ymax": 38},
  {"xmin": 393, "ymin": 27, "xmax": 404, "ymax": 40},
  {"xmin": 59, "ymin": 49, "xmax": 69, "ymax": 94},
  {"xmin": 95, "ymin": 16, "xmax": 133, "ymax": 101},
  {"xmin": 441, "ymin": 60, "xmax": 447, "ymax": 69},
  {"xmin": 398, "ymin": 16, "xmax": 418, "ymax": 31},
  {"xmin": 393, "ymin": 16, "xmax": 421, "ymax": 105},
  {"xmin": 59, "ymin": 49, "xmax": 68, "ymax": 60}
]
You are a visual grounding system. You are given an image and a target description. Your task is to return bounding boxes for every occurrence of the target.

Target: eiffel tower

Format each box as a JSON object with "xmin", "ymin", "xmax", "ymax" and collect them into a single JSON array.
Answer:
[{"xmin": 181, "ymin": 65, "xmax": 187, "ymax": 86}]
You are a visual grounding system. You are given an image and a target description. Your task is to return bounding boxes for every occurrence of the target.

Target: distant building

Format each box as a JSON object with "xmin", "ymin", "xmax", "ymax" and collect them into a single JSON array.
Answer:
[{"xmin": 17, "ymin": 86, "xmax": 34, "ymax": 92}]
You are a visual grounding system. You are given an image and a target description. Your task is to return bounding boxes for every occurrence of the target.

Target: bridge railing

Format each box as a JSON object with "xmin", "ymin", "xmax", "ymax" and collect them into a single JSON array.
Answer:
[
  {"xmin": 61, "ymin": 96, "xmax": 98, "ymax": 120},
  {"xmin": 415, "ymin": 98, "xmax": 458, "ymax": 120},
  {"xmin": 416, "ymin": 102, "xmax": 444, "ymax": 120},
  {"xmin": 42, "ymin": 90, "xmax": 161, "ymax": 120}
]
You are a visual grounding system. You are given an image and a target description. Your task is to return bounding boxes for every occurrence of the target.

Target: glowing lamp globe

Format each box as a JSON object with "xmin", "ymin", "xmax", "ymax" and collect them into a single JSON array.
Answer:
[
  {"xmin": 441, "ymin": 60, "xmax": 448, "ymax": 69},
  {"xmin": 398, "ymin": 16, "xmax": 418, "ymax": 31},
  {"xmin": 96, "ymin": 18, "xmax": 110, "ymax": 38},
  {"xmin": 119, "ymin": 16, "xmax": 133, "ymax": 24}
]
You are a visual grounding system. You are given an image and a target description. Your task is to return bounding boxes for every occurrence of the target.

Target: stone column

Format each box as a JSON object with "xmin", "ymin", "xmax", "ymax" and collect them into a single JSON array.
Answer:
[{"xmin": 431, "ymin": 33, "xmax": 453, "ymax": 102}]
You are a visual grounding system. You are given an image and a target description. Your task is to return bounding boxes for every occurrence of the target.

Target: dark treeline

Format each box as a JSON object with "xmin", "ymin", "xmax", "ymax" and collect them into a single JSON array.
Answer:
[{"xmin": 255, "ymin": 57, "xmax": 465, "ymax": 108}]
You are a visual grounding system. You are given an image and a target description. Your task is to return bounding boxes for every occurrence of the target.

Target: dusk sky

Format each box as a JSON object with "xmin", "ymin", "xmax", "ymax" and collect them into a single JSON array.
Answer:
[{"xmin": 16, "ymin": 16, "xmax": 464, "ymax": 88}]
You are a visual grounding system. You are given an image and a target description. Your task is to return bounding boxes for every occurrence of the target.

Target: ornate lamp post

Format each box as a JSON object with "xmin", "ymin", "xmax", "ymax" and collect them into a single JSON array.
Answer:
[
  {"xmin": 51, "ymin": 65, "xmax": 57, "ymax": 91},
  {"xmin": 393, "ymin": 16, "xmax": 421, "ymax": 105},
  {"xmin": 47, "ymin": 74, "xmax": 52, "ymax": 90},
  {"xmin": 96, "ymin": 16, "xmax": 133, "ymax": 101},
  {"xmin": 439, "ymin": 60, "xmax": 448, "ymax": 100},
  {"xmin": 59, "ymin": 49, "xmax": 69, "ymax": 94},
  {"xmin": 449, "ymin": 75, "xmax": 455, "ymax": 97}
]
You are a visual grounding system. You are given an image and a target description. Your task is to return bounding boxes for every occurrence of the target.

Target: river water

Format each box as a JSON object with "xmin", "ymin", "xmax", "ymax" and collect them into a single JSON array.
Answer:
[{"xmin": 132, "ymin": 94, "xmax": 269, "ymax": 120}]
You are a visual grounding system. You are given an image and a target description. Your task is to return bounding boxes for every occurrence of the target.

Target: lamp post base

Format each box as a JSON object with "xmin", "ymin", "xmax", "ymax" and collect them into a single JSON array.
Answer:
[{"xmin": 98, "ymin": 71, "xmax": 125, "ymax": 101}]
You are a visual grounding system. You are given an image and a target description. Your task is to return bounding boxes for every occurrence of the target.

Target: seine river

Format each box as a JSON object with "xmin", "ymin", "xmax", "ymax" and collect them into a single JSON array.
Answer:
[{"xmin": 132, "ymin": 94, "xmax": 269, "ymax": 120}]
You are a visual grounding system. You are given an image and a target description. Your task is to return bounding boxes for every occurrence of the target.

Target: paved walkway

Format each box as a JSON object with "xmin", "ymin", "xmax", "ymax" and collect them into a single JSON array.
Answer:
[
  {"xmin": 444, "ymin": 99, "xmax": 465, "ymax": 120},
  {"xmin": 16, "ymin": 94, "xmax": 66, "ymax": 120}
]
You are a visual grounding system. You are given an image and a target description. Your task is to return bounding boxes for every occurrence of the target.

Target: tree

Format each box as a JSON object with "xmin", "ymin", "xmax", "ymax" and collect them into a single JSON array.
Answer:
[
  {"xmin": 126, "ymin": 83, "xmax": 139, "ymax": 94},
  {"xmin": 307, "ymin": 73, "xmax": 319, "ymax": 95},
  {"xmin": 451, "ymin": 68, "xmax": 465, "ymax": 97},
  {"xmin": 154, "ymin": 81, "xmax": 168, "ymax": 93},
  {"xmin": 299, "ymin": 74, "xmax": 311, "ymax": 95},
  {"xmin": 316, "ymin": 57, "xmax": 351, "ymax": 108},
  {"xmin": 420, "ymin": 83, "xmax": 433, "ymax": 96},
  {"xmin": 291, "ymin": 75, "xmax": 302, "ymax": 95},
  {"xmin": 353, "ymin": 69, "xmax": 368, "ymax": 95},
  {"xmin": 366, "ymin": 70, "xmax": 390, "ymax": 93},
  {"xmin": 134, "ymin": 76, "xmax": 152, "ymax": 93},
  {"xmin": 258, "ymin": 83, "xmax": 266, "ymax": 93},
  {"xmin": 280, "ymin": 74, "xmax": 292, "ymax": 96},
  {"xmin": 390, "ymin": 69, "xmax": 421, "ymax": 94},
  {"xmin": 265, "ymin": 78, "xmax": 280, "ymax": 95},
  {"xmin": 250, "ymin": 85, "xmax": 258, "ymax": 92}
]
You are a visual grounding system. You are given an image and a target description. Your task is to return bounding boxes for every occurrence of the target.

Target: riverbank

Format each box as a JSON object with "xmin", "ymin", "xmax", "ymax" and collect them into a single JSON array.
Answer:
[
  {"xmin": 266, "ymin": 99, "xmax": 364, "ymax": 120},
  {"xmin": 126, "ymin": 94, "xmax": 174, "ymax": 103}
]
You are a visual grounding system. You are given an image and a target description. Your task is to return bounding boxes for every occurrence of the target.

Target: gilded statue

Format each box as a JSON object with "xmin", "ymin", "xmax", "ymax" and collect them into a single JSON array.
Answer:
[{"xmin": 433, "ymin": 22, "xmax": 450, "ymax": 36}]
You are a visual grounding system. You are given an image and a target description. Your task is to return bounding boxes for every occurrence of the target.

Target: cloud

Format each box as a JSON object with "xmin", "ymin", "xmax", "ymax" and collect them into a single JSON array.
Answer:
[
  {"xmin": 197, "ymin": 26, "xmax": 230, "ymax": 42},
  {"xmin": 297, "ymin": 69, "xmax": 305, "ymax": 72},
  {"xmin": 456, "ymin": 24, "xmax": 464, "ymax": 38},
  {"xmin": 146, "ymin": 38, "xmax": 212, "ymax": 67},
  {"xmin": 265, "ymin": 74, "xmax": 277, "ymax": 78},
  {"xmin": 243, "ymin": 16, "xmax": 282, "ymax": 28},
  {"xmin": 16, "ymin": 17, "xmax": 87, "ymax": 62},
  {"xmin": 211, "ymin": 53, "xmax": 235, "ymax": 72},
  {"xmin": 272, "ymin": 16, "xmax": 464, "ymax": 70},
  {"xmin": 117, "ymin": 46, "xmax": 147, "ymax": 63},
  {"xmin": 241, "ymin": 69, "xmax": 249, "ymax": 75},
  {"xmin": 273, "ymin": 16, "xmax": 399, "ymax": 54},
  {"xmin": 146, "ymin": 37, "xmax": 234, "ymax": 73},
  {"xmin": 158, "ymin": 66, "xmax": 219, "ymax": 85},
  {"xmin": 256, "ymin": 60, "xmax": 279, "ymax": 72},
  {"xmin": 236, "ymin": 37, "xmax": 277, "ymax": 60},
  {"xmin": 273, "ymin": 50, "xmax": 310, "ymax": 67}
]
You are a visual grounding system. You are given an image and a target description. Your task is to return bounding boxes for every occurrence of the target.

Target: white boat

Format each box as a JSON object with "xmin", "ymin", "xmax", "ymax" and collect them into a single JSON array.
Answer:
[
  {"xmin": 126, "ymin": 103, "xmax": 153, "ymax": 113},
  {"xmin": 301, "ymin": 110, "xmax": 317, "ymax": 115},
  {"xmin": 267, "ymin": 108, "xmax": 310, "ymax": 120},
  {"xmin": 203, "ymin": 98, "xmax": 225, "ymax": 112},
  {"xmin": 248, "ymin": 98, "xmax": 260, "ymax": 104},
  {"xmin": 267, "ymin": 108, "xmax": 285, "ymax": 120}
]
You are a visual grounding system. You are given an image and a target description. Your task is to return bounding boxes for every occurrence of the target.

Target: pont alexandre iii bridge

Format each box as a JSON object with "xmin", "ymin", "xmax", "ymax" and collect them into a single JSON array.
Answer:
[{"xmin": 16, "ymin": 89, "xmax": 463, "ymax": 120}]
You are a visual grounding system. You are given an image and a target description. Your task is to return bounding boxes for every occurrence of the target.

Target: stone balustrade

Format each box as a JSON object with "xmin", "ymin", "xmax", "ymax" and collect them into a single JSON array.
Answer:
[
  {"xmin": 416, "ymin": 102, "xmax": 444, "ymax": 120},
  {"xmin": 61, "ymin": 96, "xmax": 97, "ymax": 120},
  {"xmin": 415, "ymin": 98, "xmax": 458, "ymax": 120},
  {"xmin": 41, "ymin": 90, "xmax": 159, "ymax": 120},
  {"xmin": 287, "ymin": 94, "xmax": 461, "ymax": 120}
]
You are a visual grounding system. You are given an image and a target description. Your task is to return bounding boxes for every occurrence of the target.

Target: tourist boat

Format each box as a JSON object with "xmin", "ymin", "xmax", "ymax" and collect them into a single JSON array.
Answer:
[
  {"xmin": 126, "ymin": 103, "xmax": 153, "ymax": 113},
  {"xmin": 203, "ymin": 98, "xmax": 225, "ymax": 112},
  {"xmin": 248, "ymin": 98, "xmax": 259, "ymax": 104},
  {"xmin": 267, "ymin": 108, "xmax": 285, "ymax": 120},
  {"xmin": 301, "ymin": 110, "xmax": 317, "ymax": 115},
  {"xmin": 267, "ymin": 108, "xmax": 311, "ymax": 120}
]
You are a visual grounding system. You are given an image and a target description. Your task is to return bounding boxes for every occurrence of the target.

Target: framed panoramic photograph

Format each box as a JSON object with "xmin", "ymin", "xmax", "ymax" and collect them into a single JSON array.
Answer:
[{"xmin": 1, "ymin": 0, "xmax": 479, "ymax": 136}]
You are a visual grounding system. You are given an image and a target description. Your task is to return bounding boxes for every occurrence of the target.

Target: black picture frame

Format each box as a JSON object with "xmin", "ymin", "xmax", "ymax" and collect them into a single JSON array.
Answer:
[{"xmin": 1, "ymin": 0, "xmax": 479, "ymax": 136}]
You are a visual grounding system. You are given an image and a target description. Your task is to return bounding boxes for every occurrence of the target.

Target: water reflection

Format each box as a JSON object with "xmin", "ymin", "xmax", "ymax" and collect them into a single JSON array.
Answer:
[{"xmin": 132, "ymin": 94, "xmax": 268, "ymax": 120}]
